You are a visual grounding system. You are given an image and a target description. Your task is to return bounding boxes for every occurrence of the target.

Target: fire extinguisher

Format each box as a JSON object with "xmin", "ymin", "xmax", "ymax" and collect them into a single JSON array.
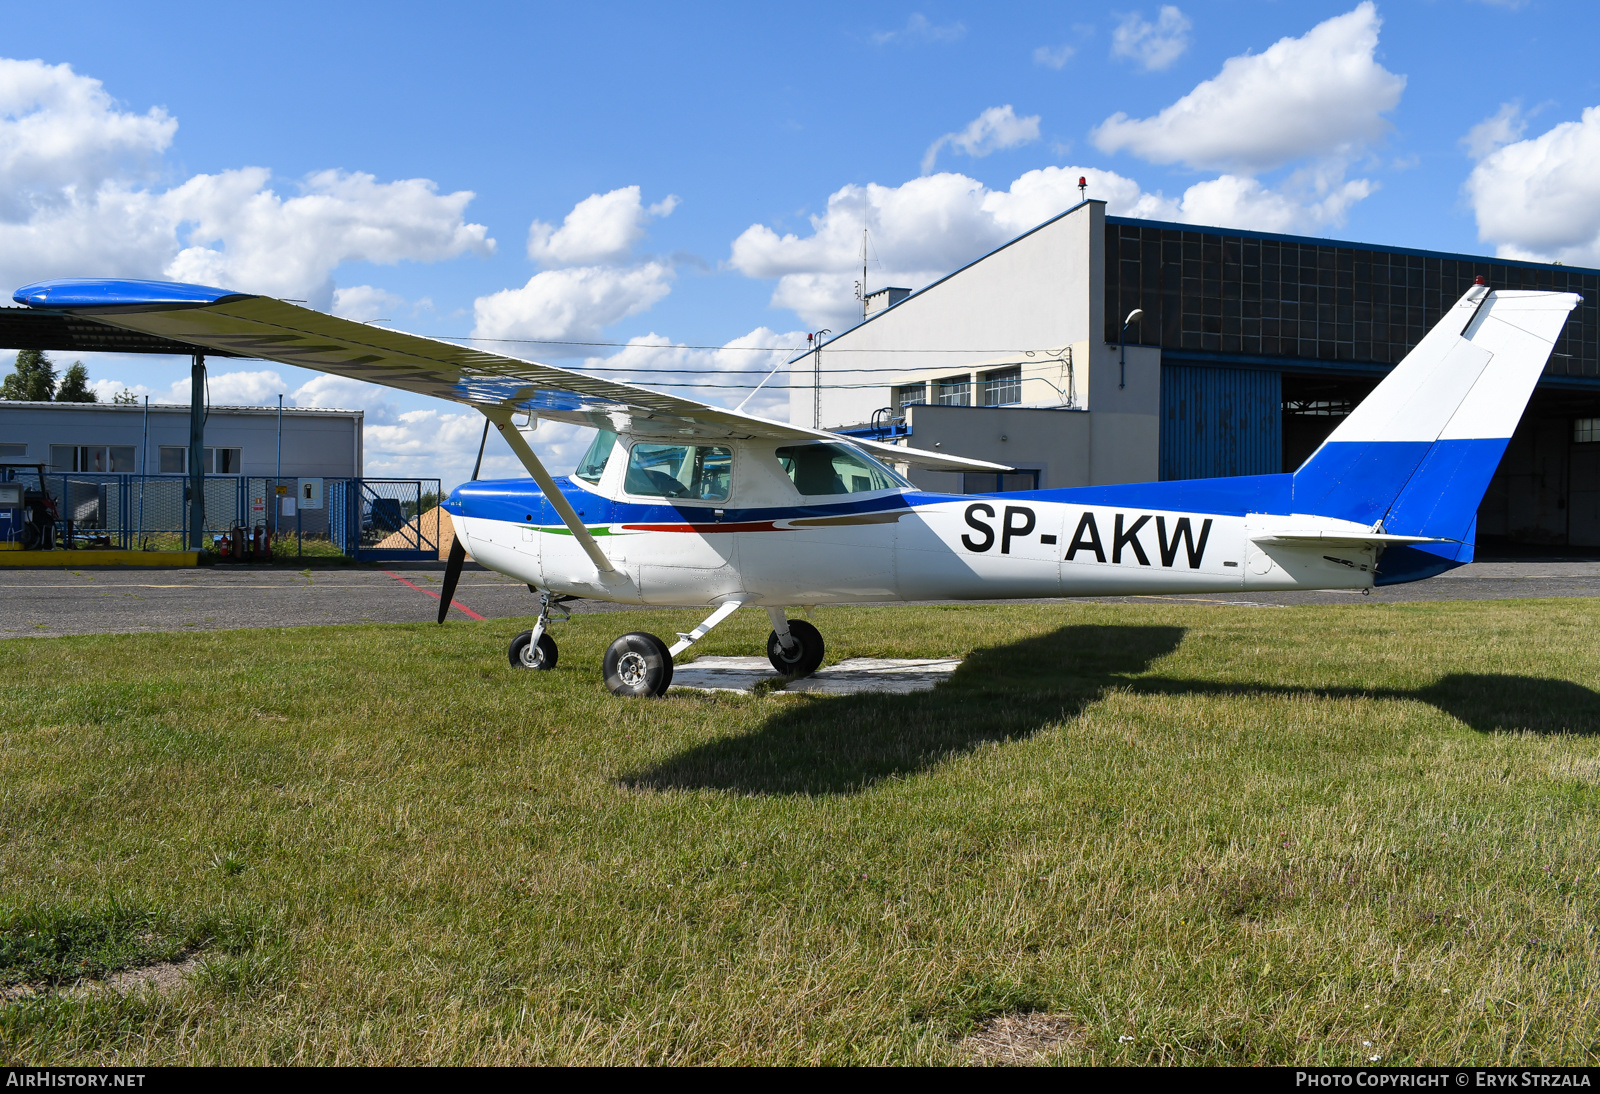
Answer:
[{"xmin": 262, "ymin": 526, "xmax": 273, "ymax": 559}]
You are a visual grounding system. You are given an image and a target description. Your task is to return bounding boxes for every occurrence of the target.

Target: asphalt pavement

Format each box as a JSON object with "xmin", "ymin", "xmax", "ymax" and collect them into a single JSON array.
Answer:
[{"xmin": 3, "ymin": 559, "xmax": 1599, "ymax": 639}]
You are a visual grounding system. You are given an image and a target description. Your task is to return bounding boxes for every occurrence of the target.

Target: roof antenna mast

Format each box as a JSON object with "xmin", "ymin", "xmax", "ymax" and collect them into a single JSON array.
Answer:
[{"xmin": 861, "ymin": 228, "xmax": 868, "ymax": 322}]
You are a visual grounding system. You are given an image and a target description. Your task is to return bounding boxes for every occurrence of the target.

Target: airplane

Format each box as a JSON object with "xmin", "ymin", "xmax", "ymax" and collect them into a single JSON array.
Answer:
[{"xmin": 12, "ymin": 276, "xmax": 1580, "ymax": 696}]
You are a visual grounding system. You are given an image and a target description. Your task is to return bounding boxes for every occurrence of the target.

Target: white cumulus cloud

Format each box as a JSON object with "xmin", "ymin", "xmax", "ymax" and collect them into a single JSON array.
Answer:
[
  {"xmin": 1033, "ymin": 44, "xmax": 1076, "ymax": 69},
  {"xmin": 922, "ymin": 105, "xmax": 1042, "ymax": 174},
  {"xmin": 1464, "ymin": 104, "xmax": 1600, "ymax": 266},
  {"xmin": 475, "ymin": 187, "xmax": 684, "ymax": 349},
  {"xmin": 1462, "ymin": 101, "xmax": 1527, "ymax": 161},
  {"xmin": 526, "ymin": 185, "xmax": 678, "ymax": 266},
  {"xmin": 872, "ymin": 13, "xmax": 966, "ymax": 45},
  {"xmin": 731, "ymin": 163, "xmax": 1374, "ymax": 328},
  {"xmin": 1111, "ymin": 6, "xmax": 1193, "ymax": 72},
  {"xmin": 471, "ymin": 263, "xmax": 675, "ymax": 345},
  {"xmin": 0, "ymin": 58, "xmax": 175, "ymax": 219},
  {"xmin": 1093, "ymin": 3, "xmax": 1404, "ymax": 172},
  {"xmin": 331, "ymin": 285, "xmax": 409, "ymax": 322},
  {"xmin": 0, "ymin": 57, "xmax": 494, "ymax": 310}
]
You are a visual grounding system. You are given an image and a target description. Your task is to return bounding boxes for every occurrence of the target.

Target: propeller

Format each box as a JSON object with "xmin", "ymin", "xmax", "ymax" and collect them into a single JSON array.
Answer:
[
  {"xmin": 438, "ymin": 538, "xmax": 467, "ymax": 624},
  {"xmin": 438, "ymin": 418, "xmax": 492, "ymax": 625}
]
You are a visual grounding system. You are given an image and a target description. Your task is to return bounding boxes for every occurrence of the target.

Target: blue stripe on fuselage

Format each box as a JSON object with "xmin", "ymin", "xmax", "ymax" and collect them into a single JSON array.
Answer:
[
  {"xmin": 446, "ymin": 478, "xmax": 935, "ymax": 526},
  {"xmin": 1029, "ymin": 473, "xmax": 1291, "ymax": 516}
]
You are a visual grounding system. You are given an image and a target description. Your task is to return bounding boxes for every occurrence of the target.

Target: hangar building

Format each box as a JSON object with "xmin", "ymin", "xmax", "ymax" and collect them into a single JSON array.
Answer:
[{"xmin": 800, "ymin": 200, "xmax": 1600, "ymax": 548}]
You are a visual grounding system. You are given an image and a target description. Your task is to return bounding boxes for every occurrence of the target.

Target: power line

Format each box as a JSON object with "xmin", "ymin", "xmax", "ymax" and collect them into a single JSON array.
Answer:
[
  {"xmin": 527, "ymin": 361, "xmax": 1045, "ymax": 375},
  {"xmin": 449, "ymin": 335, "xmax": 1053, "ymax": 354}
]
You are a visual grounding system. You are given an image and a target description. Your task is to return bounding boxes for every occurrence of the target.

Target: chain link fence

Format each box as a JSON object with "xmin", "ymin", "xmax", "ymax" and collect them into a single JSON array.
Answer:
[{"xmin": 3, "ymin": 472, "xmax": 441, "ymax": 560}]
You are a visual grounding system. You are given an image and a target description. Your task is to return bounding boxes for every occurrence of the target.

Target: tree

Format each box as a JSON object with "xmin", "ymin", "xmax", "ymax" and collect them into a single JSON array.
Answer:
[
  {"xmin": 0, "ymin": 349, "xmax": 57, "ymax": 401},
  {"xmin": 55, "ymin": 361, "xmax": 97, "ymax": 403},
  {"xmin": 112, "ymin": 389, "xmax": 138, "ymax": 405}
]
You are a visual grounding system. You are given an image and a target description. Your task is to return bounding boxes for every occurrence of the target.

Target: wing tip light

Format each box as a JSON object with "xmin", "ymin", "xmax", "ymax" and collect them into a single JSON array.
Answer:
[{"xmin": 12, "ymin": 277, "xmax": 255, "ymax": 310}]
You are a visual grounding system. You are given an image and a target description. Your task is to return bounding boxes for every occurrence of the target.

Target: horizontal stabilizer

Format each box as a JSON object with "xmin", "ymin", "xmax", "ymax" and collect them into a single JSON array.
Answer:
[{"xmin": 1250, "ymin": 531, "xmax": 1448, "ymax": 547}]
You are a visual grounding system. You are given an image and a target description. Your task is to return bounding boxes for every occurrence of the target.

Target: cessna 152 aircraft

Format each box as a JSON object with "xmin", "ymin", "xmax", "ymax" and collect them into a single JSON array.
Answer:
[{"xmin": 12, "ymin": 277, "xmax": 1580, "ymax": 696}]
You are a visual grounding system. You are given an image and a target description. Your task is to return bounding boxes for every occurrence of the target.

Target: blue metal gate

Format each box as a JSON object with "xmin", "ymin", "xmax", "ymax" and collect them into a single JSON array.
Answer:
[{"xmin": 1159, "ymin": 364, "xmax": 1282, "ymax": 480}]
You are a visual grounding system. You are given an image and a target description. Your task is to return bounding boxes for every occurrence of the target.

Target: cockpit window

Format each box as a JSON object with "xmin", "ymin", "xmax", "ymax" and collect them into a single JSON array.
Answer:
[
  {"xmin": 775, "ymin": 443, "xmax": 909, "ymax": 495},
  {"xmin": 574, "ymin": 429, "xmax": 617, "ymax": 485},
  {"xmin": 624, "ymin": 443, "xmax": 732, "ymax": 501}
]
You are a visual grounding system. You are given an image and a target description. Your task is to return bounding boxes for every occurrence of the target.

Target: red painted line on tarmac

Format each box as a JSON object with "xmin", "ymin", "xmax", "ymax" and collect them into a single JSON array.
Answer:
[{"xmin": 382, "ymin": 570, "xmax": 486, "ymax": 620}]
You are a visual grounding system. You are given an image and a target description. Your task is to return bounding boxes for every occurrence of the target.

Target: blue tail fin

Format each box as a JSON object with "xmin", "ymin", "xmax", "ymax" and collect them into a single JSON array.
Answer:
[{"xmin": 1290, "ymin": 286, "xmax": 1578, "ymax": 581}]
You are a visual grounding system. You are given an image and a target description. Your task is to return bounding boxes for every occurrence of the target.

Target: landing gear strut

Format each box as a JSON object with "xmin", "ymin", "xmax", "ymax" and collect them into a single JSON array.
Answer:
[
  {"xmin": 509, "ymin": 590, "xmax": 570, "ymax": 671},
  {"xmin": 597, "ymin": 601, "xmax": 824, "ymax": 697}
]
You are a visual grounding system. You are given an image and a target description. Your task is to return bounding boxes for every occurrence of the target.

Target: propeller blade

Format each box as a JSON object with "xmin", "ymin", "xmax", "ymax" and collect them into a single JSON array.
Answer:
[{"xmin": 438, "ymin": 538, "xmax": 466, "ymax": 624}]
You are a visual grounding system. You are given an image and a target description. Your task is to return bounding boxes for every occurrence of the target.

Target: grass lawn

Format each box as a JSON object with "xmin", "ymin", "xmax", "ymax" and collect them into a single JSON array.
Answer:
[{"xmin": 2, "ymin": 598, "xmax": 1598, "ymax": 1065}]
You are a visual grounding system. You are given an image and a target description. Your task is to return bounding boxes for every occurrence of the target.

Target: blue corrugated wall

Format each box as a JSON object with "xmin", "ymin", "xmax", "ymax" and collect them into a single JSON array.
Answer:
[{"xmin": 1159, "ymin": 364, "xmax": 1282, "ymax": 480}]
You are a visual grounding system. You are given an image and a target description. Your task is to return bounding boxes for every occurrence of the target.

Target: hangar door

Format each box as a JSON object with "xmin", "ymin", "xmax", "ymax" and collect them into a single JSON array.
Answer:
[{"xmin": 1159, "ymin": 364, "xmax": 1281, "ymax": 481}]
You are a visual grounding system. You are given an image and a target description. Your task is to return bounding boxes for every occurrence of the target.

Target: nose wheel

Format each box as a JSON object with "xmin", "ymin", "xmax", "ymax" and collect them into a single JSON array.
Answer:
[
  {"xmin": 509, "ymin": 629, "xmax": 558, "ymax": 670},
  {"xmin": 508, "ymin": 589, "xmax": 570, "ymax": 671}
]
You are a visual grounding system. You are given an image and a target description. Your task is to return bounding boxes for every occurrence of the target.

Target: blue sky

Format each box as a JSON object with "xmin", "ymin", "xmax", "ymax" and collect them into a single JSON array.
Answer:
[{"xmin": 3, "ymin": 0, "xmax": 1597, "ymax": 483}]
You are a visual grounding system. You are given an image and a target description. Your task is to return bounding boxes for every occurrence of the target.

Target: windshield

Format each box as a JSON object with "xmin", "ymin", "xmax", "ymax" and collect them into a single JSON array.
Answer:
[
  {"xmin": 775, "ymin": 443, "xmax": 909, "ymax": 496},
  {"xmin": 624, "ymin": 442, "xmax": 732, "ymax": 501},
  {"xmin": 574, "ymin": 429, "xmax": 617, "ymax": 485}
]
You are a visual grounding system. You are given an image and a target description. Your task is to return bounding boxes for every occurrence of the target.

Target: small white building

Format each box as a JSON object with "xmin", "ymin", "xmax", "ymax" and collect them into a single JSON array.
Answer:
[{"xmin": 0, "ymin": 401, "xmax": 362, "ymax": 479}]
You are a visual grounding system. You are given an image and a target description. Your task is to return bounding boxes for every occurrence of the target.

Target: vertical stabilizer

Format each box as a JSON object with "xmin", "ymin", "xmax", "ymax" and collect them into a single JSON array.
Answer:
[{"xmin": 1290, "ymin": 286, "xmax": 1579, "ymax": 581}]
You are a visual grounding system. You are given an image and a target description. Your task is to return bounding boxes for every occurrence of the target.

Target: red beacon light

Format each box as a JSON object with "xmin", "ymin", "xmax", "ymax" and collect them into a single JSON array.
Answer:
[
  {"xmin": 1475, "ymin": 275, "xmax": 1486, "ymax": 285},
  {"xmin": 1078, "ymin": 176, "xmax": 1088, "ymax": 201}
]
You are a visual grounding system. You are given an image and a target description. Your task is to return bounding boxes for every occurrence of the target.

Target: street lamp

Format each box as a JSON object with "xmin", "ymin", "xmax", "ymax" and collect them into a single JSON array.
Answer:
[{"xmin": 1118, "ymin": 308, "xmax": 1144, "ymax": 390}]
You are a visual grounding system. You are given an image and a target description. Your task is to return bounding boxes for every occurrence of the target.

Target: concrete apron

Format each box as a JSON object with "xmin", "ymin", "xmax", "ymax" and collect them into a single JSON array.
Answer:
[{"xmin": 670, "ymin": 656, "xmax": 962, "ymax": 695}]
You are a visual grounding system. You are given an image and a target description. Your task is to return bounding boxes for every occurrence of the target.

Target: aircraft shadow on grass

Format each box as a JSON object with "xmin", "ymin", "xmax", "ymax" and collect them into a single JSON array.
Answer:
[{"xmin": 623, "ymin": 625, "xmax": 1600, "ymax": 797}]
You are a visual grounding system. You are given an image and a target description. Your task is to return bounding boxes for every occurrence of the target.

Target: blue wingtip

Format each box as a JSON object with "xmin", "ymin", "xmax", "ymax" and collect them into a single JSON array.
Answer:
[{"xmin": 12, "ymin": 278, "xmax": 248, "ymax": 309}]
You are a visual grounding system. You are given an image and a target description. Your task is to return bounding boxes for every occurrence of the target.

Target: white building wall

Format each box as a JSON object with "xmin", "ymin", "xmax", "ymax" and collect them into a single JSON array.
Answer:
[
  {"xmin": 792, "ymin": 200, "xmax": 1106, "ymax": 430},
  {"xmin": 0, "ymin": 402, "xmax": 363, "ymax": 478},
  {"xmin": 793, "ymin": 198, "xmax": 1162, "ymax": 489}
]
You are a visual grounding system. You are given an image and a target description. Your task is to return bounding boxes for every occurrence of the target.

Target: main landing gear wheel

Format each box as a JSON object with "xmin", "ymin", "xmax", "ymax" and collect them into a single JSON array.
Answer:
[
  {"xmin": 602, "ymin": 632, "xmax": 674, "ymax": 697},
  {"xmin": 508, "ymin": 630, "xmax": 558, "ymax": 670},
  {"xmin": 767, "ymin": 618, "xmax": 824, "ymax": 677}
]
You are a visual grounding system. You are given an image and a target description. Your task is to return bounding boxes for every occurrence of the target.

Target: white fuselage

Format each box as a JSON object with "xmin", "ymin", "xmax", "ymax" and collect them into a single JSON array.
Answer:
[{"xmin": 453, "ymin": 489, "xmax": 1377, "ymax": 608}]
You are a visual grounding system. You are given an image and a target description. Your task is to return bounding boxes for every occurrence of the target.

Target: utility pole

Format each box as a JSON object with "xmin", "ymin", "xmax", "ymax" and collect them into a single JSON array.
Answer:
[
  {"xmin": 188, "ymin": 354, "xmax": 206, "ymax": 550},
  {"xmin": 275, "ymin": 393, "xmax": 283, "ymax": 541},
  {"xmin": 137, "ymin": 395, "xmax": 149, "ymax": 547}
]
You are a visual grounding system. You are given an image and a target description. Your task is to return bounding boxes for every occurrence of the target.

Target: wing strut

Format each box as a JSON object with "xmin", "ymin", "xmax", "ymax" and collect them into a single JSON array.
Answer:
[{"xmin": 479, "ymin": 406, "xmax": 615, "ymax": 574}]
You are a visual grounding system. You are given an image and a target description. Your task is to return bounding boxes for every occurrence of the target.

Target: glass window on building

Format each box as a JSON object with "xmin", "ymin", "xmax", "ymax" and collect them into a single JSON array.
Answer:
[
  {"xmin": 1576, "ymin": 418, "xmax": 1600, "ymax": 444},
  {"xmin": 892, "ymin": 383, "xmax": 926, "ymax": 412},
  {"xmin": 980, "ymin": 366, "xmax": 1023, "ymax": 406},
  {"xmin": 0, "ymin": 442, "xmax": 25, "ymax": 458},
  {"xmin": 49, "ymin": 445, "xmax": 136, "ymax": 472},
  {"xmin": 156, "ymin": 446, "xmax": 243, "ymax": 474},
  {"xmin": 935, "ymin": 375, "xmax": 971, "ymax": 406}
]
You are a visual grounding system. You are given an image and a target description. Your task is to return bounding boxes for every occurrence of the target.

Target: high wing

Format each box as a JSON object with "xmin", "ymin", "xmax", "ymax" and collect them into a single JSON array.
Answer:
[{"xmin": 11, "ymin": 278, "xmax": 1010, "ymax": 475}]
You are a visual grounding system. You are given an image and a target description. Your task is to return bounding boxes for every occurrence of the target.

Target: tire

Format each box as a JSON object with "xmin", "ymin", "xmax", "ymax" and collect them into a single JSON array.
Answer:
[
  {"xmin": 602, "ymin": 632, "xmax": 674, "ymax": 697},
  {"xmin": 766, "ymin": 618, "xmax": 824, "ymax": 677},
  {"xmin": 508, "ymin": 630, "xmax": 558, "ymax": 670}
]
